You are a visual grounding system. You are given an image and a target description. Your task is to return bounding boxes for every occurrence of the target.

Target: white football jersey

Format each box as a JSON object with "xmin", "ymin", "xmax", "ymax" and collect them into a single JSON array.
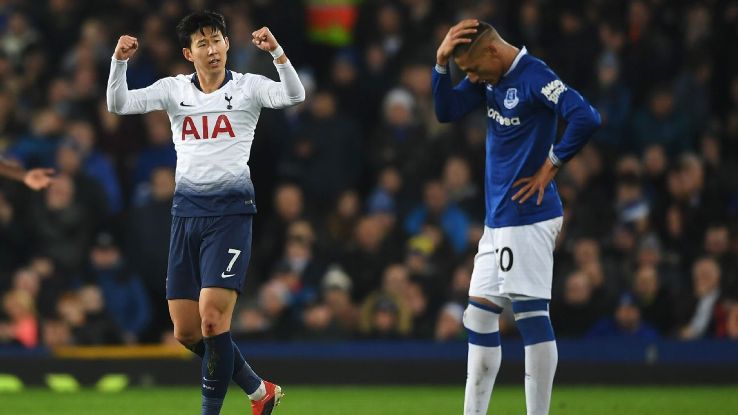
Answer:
[{"xmin": 107, "ymin": 58, "xmax": 305, "ymax": 216}]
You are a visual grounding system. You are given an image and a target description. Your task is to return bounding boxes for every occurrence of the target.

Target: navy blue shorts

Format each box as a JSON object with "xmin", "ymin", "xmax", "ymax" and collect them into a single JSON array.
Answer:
[{"xmin": 166, "ymin": 215, "xmax": 253, "ymax": 300}]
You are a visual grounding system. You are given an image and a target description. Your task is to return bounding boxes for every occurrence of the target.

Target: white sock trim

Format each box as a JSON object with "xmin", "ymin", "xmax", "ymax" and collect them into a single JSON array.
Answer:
[{"xmin": 248, "ymin": 381, "xmax": 266, "ymax": 401}]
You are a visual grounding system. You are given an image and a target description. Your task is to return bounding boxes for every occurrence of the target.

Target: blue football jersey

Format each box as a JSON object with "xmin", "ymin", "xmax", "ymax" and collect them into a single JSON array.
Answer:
[{"xmin": 433, "ymin": 47, "xmax": 601, "ymax": 228}]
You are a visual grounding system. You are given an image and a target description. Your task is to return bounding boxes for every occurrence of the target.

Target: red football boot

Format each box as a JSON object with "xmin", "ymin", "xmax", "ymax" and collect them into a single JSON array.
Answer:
[{"xmin": 251, "ymin": 381, "xmax": 283, "ymax": 415}]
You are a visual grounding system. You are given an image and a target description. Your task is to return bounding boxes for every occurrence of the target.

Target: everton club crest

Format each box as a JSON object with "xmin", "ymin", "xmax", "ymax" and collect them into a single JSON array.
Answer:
[{"xmin": 504, "ymin": 88, "xmax": 519, "ymax": 109}]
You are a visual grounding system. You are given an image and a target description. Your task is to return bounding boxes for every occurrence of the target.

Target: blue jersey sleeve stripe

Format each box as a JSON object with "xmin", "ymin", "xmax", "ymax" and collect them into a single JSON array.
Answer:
[
  {"xmin": 511, "ymin": 299, "xmax": 549, "ymax": 313},
  {"xmin": 469, "ymin": 300, "xmax": 503, "ymax": 314}
]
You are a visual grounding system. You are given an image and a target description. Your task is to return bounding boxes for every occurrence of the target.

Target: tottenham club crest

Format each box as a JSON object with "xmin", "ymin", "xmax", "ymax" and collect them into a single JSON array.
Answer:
[{"xmin": 504, "ymin": 88, "xmax": 519, "ymax": 109}]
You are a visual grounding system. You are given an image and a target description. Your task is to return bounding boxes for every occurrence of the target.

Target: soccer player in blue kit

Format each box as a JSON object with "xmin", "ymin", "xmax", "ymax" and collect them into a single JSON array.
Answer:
[
  {"xmin": 107, "ymin": 11, "xmax": 304, "ymax": 415},
  {"xmin": 433, "ymin": 20, "xmax": 601, "ymax": 414}
]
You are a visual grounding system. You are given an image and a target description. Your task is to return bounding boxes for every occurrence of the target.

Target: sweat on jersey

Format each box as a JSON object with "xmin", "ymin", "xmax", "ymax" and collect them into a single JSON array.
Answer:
[
  {"xmin": 107, "ymin": 57, "xmax": 305, "ymax": 217},
  {"xmin": 432, "ymin": 47, "xmax": 601, "ymax": 229}
]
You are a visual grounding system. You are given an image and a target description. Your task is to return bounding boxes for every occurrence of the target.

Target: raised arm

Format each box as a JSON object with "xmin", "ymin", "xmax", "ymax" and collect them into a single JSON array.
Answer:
[
  {"xmin": 106, "ymin": 35, "xmax": 170, "ymax": 114},
  {"xmin": 433, "ymin": 20, "xmax": 485, "ymax": 122},
  {"xmin": 249, "ymin": 27, "xmax": 305, "ymax": 109}
]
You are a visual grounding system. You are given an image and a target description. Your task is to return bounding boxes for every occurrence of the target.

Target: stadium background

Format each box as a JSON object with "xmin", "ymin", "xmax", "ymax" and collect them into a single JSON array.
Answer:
[{"xmin": 0, "ymin": 0, "xmax": 737, "ymax": 413}]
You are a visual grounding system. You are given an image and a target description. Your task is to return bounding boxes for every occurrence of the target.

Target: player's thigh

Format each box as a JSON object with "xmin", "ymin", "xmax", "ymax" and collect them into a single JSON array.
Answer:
[
  {"xmin": 168, "ymin": 298, "xmax": 201, "ymax": 343},
  {"xmin": 199, "ymin": 214, "xmax": 253, "ymax": 293},
  {"xmin": 469, "ymin": 226, "xmax": 504, "ymax": 302},
  {"xmin": 494, "ymin": 216, "xmax": 562, "ymax": 299},
  {"xmin": 166, "ymin": 216, "xmax": 201, "ymax": 301}
]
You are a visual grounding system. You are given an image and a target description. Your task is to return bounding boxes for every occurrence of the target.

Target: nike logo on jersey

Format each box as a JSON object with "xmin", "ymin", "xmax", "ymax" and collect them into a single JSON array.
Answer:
[
  {"xmin": 180, "ymin": 101, "xmax": 194, "ymax": 107},
  {"xmin": 221, "ymin": 272, "xmax": 235, "ymax": 278}
]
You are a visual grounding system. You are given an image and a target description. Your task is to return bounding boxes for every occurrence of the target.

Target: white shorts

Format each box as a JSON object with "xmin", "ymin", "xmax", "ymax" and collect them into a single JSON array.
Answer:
[{"xmin": 469, "ymin": 216, "xmax": 563, "ymax": 301}]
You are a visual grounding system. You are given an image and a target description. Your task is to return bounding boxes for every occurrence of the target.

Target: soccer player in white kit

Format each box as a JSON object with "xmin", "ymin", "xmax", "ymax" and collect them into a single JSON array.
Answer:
[
  {"xmin": 107, "ymin": 11, "xmax": 304, "ymax": 415},
  {"xmin": 433, "ymin": 20, "xmax": 601, "ymax": 414}
]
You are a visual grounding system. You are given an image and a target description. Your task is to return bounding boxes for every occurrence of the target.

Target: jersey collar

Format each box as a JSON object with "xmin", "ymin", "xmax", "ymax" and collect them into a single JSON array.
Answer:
[
  {"xmin": 503, "ymin": 46, "xmax": 527, "ymax": 78},
  {"xmin": 191, "ymin": 69, "xmax": 232, "ymax": 92}
]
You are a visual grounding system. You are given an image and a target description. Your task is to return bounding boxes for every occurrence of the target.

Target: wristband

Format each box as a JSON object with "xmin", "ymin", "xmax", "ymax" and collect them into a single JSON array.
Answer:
[
  {"xmin": 435, "ymin": 63, "xmax": 448, "ymax": 74},
  {"xmin": 548, "ymin": 146, "xmax": 563, "ymax": 168},
  {"xmin": 270, "ymin": 45, "xmax": 284, "ymax": 59}
]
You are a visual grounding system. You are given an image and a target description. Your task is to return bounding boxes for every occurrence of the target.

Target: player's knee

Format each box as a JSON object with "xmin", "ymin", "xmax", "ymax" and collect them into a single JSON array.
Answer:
[
  {"xmin": 200, "ymin": 309, "xmax": 228, "ymax": 337},
  {"xmin": 173, "ymin": 330, "xmax": 201, "ymax": 347},
  {"xmin": 464, "ymin": 300, "xmax": 503, "ymax": 332}
]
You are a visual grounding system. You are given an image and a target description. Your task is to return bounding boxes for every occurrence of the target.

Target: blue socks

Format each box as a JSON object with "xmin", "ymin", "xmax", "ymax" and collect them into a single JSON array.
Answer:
[
  {"xmin": 201, "ymin": 332, "xmax": 234, "ymax": 415},
  {"xmin": 189, "ymin": 337, "xmax": 262, "ymax": 395}
]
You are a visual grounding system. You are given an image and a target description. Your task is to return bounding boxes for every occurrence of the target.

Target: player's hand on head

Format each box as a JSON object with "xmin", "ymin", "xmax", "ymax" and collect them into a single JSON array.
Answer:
[
  {"xmin": 437, "ymin": 19, "xmax": 479, "ymax": 66},
  {"xmin": 251, "ymin": 27, "xmax": 279, "ymax": 52},
  {"xmin": 114, "ymin": 35, "xmax": 139, "ymax": 60},
  {"xmin": 23, "ymin": 168, "xmax": 55, "ymax": 191}
]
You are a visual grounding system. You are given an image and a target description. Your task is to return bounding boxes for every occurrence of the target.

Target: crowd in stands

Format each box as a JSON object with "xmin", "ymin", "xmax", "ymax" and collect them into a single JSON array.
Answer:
[{"xmin": 1, "ymin": 0, "xmax": 738, "ymax": 348}]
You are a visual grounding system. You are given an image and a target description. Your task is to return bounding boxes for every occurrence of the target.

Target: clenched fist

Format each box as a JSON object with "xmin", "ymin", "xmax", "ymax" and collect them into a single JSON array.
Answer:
[
  {"xmin": 114, "ymin": 35, "xmax": 139, "ymax": 60},
  {"xmin": 251, "ymin": 27, "xmax": 279, "ymax": 53}
]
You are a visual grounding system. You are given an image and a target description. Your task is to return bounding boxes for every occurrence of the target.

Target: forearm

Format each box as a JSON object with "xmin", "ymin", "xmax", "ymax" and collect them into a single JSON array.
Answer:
[
  {"xmin": 551, "ymin": 95, "xmax": 601, "ymax": 164},
  {"xmin": 0, "ymin": 161, "xmax": 25, "ymax": 182},
  {"xmin": 106, "ymin": 57, "xmax": 130, "ymax": 114},
  {"xmin": 270, "ymin": 58, "xmax": 305, "ymax": 107},
  {"xmin": 432, "ymin": 65, "xmax": 480, "ymax": 123}
]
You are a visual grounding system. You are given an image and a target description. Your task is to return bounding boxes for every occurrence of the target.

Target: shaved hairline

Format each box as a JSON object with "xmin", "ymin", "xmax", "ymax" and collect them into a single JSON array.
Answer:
[{"xmin": 453, "ymin": 24, "xmax": 501, "ymax": 58}]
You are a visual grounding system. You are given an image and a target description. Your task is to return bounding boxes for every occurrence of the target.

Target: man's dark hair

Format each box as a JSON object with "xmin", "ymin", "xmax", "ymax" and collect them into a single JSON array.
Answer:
[
  {"xmin": 452, "ymin": 22, "xmax": 496, "ymax": 57},
  {"xmin": 176, "ymin": 11, "xmax": 227, "ymax": 49}
]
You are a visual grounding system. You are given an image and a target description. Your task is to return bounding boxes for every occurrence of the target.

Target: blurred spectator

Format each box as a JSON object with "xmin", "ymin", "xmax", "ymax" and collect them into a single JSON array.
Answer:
[
  {"xmin": 587, "ymin": 292, "xmax": 660, "ymax": 341},
  {"xmin": 703, "ymin": 224, "xmax": 738, "ymax": 296},
  {"xmin": 0, "ymin": 289, "xmax": 38, "ymax": 347},
  {"xmin": 720, "ymin": 302, "xmax": 738, "ymax": 340},
  {"xmin": 131, "ymin": 112, "xmax": 177, "ymax": 203},
  {"xmin": 88, "ymin": 232, "xmax": 152, "ymax": 344},
  {"xmin": 323, "ymin": 189, "xmax": 361, "ymax": 257},
  {"xmin": 55, "ymin": 138, "xmax": 109, "ymax": 225},
  {"xmin": 632, "ymin": 85, "xmax": 691, "ymax": 155},
  {"xmin": 41, "ymin": 319, "xmax": 72, "ymax": 348},
  {"xmin": 442, "ymin": 155, "xmax": 483, "ymax": 221},
  {"xmin": 56, "ymin": 286, "xmax": 121, "ymax": 345},
  {"xmin": 65, "ymin": 120, "xmax": 122, "ymax": 214},
  {"xmin": 359, "ymin": 292, "xmax": 412, "ymax": 339},
  {"xmin": 435, "ymin": 302, "xmax": 465, "ymax": 342},
  {"xmin": 319, "ymin": 265, "xmax": 358, "ymax": 335},
  {"xmin": 29, "ymin": 175, "xmax": 94, "ymax": 276},
  {"xmin": 127, "ymin": 167, "xmax": 174, "ymax": 307},
  {"xmin": 631, "ymin": 265, "xmax": 675, "ymax": 335},
  {"xmin": 678, "ymin": 258, "xmax": 722, "ymax": 339},
  {"xmin": 0, "ymin": 190, "xmax": 26, "ymax": 273},
  {"xmin": 8, "ymin": 108, "xmax": 64, "ymax": 168},
  {"xmin": 552, "ymin": 271, "xmax": 602, "ymax": 338},
  {"xmin": 590, "ymin": 53, "xmax": 631, "ymax": 151},
  {"xmin": 252, "ymin": 182, "xmax": 305, "ymax": 280},
  {"xmin": 289, "ymin": 90, "xmax": 361, "ymax": 207},
  {"xmin": 339, "ymin": 215, "xmax": 397, "ymax": 301},
  {"xmin": 370, "ymin": 88, "xmax": 427, "ymax": 189},
  {"xmin": 405, "ymin": 180, "xmax": 470, "ymax": 254}
]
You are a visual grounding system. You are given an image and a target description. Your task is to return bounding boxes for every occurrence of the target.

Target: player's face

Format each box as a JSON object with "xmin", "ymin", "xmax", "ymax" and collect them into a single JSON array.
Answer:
[
  {"xmin": 454, "ymin": 44, "xmax": 504, "ymax": 85},
  {"xmin": 183, "ymin": 26, "xmax": 229, "ymax": 75}
]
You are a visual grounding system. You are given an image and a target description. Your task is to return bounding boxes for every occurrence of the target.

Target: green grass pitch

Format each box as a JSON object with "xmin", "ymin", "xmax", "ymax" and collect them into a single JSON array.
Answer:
[{"xmin": 3, "ymin": 385, "xmax": 737, "ymax": 414}]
